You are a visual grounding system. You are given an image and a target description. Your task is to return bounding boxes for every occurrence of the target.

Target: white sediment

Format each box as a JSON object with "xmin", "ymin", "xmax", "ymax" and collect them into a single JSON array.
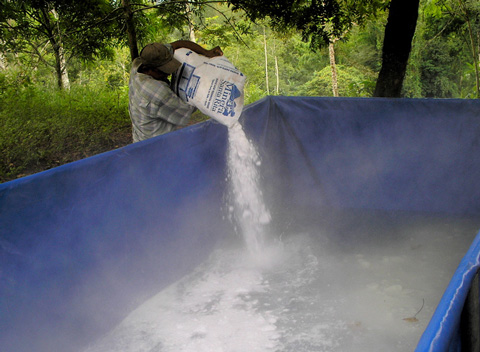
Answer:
[{"xmin": 84, "ymin": 215, "xmax": 479, "ymax": 352}]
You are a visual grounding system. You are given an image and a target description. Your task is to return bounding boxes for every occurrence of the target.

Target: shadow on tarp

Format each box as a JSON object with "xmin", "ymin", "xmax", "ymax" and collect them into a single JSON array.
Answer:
[{"xmin": 1, "ymin": 96, "xmax": 480, "ymax": 351}]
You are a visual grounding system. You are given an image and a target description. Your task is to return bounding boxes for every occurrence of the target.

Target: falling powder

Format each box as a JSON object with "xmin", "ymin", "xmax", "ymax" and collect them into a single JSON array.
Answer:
[{"xmin": 227, "ymin": 122, "xmax": 271, "ymax": 253}]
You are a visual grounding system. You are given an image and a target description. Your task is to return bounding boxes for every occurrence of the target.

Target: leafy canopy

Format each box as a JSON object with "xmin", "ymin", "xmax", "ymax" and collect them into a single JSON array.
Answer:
[
  {"xmin": 0, "ymin": 0, "xmax": 119, "ymax": 60},
  {"xmin": 226, "ymin": 0, "xmax": 389, "ymax": 48}
]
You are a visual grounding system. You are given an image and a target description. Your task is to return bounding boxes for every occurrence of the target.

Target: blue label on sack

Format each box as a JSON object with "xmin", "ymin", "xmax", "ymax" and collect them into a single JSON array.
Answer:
[
  {"xmin": 177, "ymin": 63, "xmax": 200, "ymax": 102},
  {"xmin": 211, "ymin": 81, "xmax": 241, "ymax": 117},
  {"xmin": 223, "ymin": 84, "xmax": 241, "ymax": 117}
]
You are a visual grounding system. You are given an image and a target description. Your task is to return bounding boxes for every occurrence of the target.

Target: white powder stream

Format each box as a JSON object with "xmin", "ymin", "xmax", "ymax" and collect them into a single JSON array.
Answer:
[{"xmin": 226, "ymin": 122, "xmax": 271, "ymax": 253}]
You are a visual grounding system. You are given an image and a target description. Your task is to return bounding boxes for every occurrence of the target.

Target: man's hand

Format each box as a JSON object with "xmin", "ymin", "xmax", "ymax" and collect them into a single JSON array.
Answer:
[
  {"xmin": 171, "ymin": 40, "xmax": 223, "ymax": 58},
  {"xmin": 206, "ymin": 46, "xmax": 223, "ymax": 58}
]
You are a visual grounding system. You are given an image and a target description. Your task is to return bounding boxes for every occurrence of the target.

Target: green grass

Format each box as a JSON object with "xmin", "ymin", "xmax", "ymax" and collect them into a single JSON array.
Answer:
[
  {"xmin": 0, "ymin": 83, "xmax": 212, "ymax": 183},
  {"xmin": 0, "ymin": 85, "xmax": 132, "ymax": 183}
]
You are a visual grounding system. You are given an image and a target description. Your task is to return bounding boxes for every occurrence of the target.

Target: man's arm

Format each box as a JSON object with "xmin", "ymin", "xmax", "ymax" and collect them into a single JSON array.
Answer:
[{"xmin": 170, "ymin": 40, "xmax": 223, "ymax": 58}]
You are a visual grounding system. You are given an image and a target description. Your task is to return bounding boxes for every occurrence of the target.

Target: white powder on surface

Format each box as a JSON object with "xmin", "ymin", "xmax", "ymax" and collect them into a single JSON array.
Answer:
[
  {"xmin": 84, "ymin": 246, "xmax": 282, "ymax": 352},
  {"xmin": 83, "ymin": 215, "xmax": 479, "ymax": 352}
]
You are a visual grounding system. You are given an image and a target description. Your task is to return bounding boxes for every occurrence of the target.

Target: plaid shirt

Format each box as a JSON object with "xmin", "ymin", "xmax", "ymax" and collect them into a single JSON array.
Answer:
[{"xmin": 128, "ymin": 49, "xmax": 195, "ymax": 142}]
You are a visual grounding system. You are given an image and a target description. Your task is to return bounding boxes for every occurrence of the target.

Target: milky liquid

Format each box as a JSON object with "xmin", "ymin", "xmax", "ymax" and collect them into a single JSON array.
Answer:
[
  {"xmin": 84, "ymin": 214, "xmax": 480, "ymax": 352},
  {"xmin": 226, "ymin": 122, "xmax": 271, "ymax": 253}
]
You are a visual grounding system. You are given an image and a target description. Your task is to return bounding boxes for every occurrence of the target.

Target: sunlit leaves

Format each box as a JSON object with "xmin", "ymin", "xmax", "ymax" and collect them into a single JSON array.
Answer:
[{"xmin": 226, "ymin": 0, "xmax": 388, "ymax": 48}]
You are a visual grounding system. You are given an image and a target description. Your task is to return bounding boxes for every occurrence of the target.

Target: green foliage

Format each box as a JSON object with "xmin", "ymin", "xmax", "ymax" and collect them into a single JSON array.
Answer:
[
  {"xmin": 208, "ymin": 18, "xmax": 329, "ymax": 102},
  {"xmin": 208, "ymin": 11, "xmax": 381, "ymax": 101},
  {"xmin": 1, "ymin": 0, "xmax": 479, "ymax": 182},
  {"xmin": 197, "ymin": 15, "xmax": 246, "ymax": 48},
  {"xmin": 419, "ymin": 40, "xmax": 462, "ymax": 97},
  {"xmin": 227, "ymin": 0, "xmax": 388, "ymax": 49},
  {"xmin": 416, "ymin": 0, "xmax": 480, "ymax": 98},
  {"xmin": 0, "ymin": 0, "xmax": 120, "ymax": 59},
  {"xmin": 338, "ymin": 19, "xmax": 386, "ymax": 72},
  {"xmin": 0, "ymin": 82, "xmax": 130, "ymax": 182},
  {"xmin": 298, "ymin": 65, "xmax": 376, "ymax": 97},
  {"xmin": 74, "ymin": 47, "xmax": 131, "ymax": 89}
]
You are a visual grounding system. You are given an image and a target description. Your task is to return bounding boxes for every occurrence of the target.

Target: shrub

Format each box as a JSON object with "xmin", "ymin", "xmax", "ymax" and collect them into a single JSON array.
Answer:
[{"xmin": 0, "ymin": 84, "xmax": 131, "ymax": 182}]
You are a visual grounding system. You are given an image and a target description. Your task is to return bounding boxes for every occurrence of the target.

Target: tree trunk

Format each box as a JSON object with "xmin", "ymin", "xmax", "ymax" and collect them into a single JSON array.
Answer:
[
  {"xmin": 374, "ymin": 0, "xmax": 420, "ymax": 97},
  {"xmin": 0, "ymin": 52, "xmax": 5, "ymax": 70},
  {"xmin": 263, "ymin": 27, "xmax": 270, "ymax": 95},
  {"xmin": 273, "ymin": 39, "xmax": 279, "ymax": 94},
  {"xmin": 122, "ymin": 0, "xmax": 139, "ymax": 60},
  {"xmin": 52, "ymin": 10, "xmax": 70, "ymax": 90},
  {"xmin": 275, "ymin": 55, "xmax": 279, "ymax": 94},
  {"xmin": 45, "ymin": 8, "xmax": 70, "ymax": 90},
  {"xmin": 59, "ymin": 45, "xmax": 70, "ymax": 91},
  {"xmin": 188, "ymin": 23, "xmax": 197, "ymax": 43},
  {"xmin": 329, "ymin": 41, "xmax": 339, "ymax": 97},
  {"xmin": 186, "ymin": 2, "xmax": 196, "ymax": 42},
  {"xmin": 53, "ymin": 42, "xmax": 70, "ymax": 90}
]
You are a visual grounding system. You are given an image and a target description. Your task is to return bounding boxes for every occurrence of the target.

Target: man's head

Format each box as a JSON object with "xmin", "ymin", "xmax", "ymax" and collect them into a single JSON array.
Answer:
[{"xmin": 139, "ymin": 43, "xmax": 181, "ymax": 74}]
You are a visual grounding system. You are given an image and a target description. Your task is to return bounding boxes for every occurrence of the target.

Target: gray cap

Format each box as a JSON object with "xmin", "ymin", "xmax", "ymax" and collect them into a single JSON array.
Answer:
[{"xmin": 139, "ymin": 43, "xmax": 181, "ymax": 74}]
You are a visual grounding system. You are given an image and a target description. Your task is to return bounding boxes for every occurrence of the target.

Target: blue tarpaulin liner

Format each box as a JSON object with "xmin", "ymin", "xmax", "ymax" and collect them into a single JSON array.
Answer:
[{"xmin": 1, "ymin": 96, "xmax": 480, "ymax": 351}]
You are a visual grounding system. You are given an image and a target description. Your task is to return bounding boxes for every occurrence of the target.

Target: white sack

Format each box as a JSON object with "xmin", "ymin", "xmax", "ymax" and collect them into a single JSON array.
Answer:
[{"xmin": 172, "ymin": 48, "xmax": 246, "ymax": 127}]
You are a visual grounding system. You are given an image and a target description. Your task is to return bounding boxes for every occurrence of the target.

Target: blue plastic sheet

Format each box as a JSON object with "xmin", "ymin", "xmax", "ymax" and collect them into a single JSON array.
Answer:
[
  {"xmin": 0, "ymin": 122, "xmax": 231, "ymax": 351},
  {"xmin": 1, "ymin": 96, "xmax": 480, "ymax": 351},
  {"xmin": 415, "ymin": 231, "xmax": 480, "ymax": 351}
]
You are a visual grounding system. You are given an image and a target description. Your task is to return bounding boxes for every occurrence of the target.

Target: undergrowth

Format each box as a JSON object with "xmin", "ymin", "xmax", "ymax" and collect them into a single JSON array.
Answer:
[{"xmin": 0, "ymin": 84, "xmax": 132, "ymax": 183}]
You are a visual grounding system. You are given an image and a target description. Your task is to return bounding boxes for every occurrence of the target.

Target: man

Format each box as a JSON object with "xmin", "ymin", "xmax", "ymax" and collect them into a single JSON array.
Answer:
[{"xmin": 128, "ymin": 40, "xmax": 223, "ymax": 142}]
